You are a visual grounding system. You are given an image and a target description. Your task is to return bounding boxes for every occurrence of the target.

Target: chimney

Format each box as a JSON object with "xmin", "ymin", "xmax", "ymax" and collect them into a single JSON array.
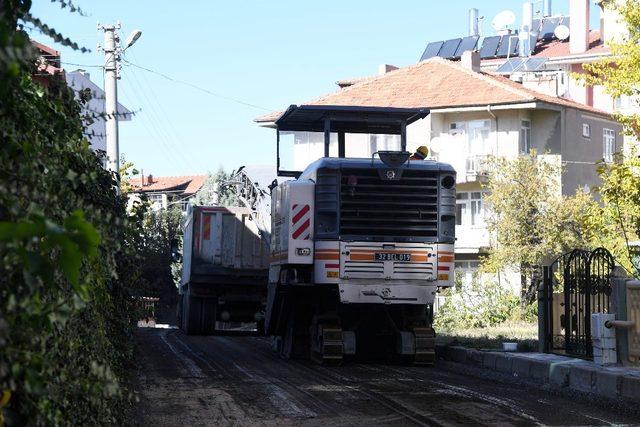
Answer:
[
  {"xmin": 570, "ymin": 0, "xmax": 590, "ymax": 54},
  {"xmin": 469, "ymin": 8, "xmax": 479, "ymax": 37},
  {"xmin": 519, "ymin": 2, "xmax": 534, "ymax": 57},
  {"xmin": 461, "ymin": 50, "xmax": 481, "ymax": 73},
  {"xmin": 543, "ymin": 0, "xmax": 552, "ymax": 17},
  {"xmin": 147, "ymin": 174, "xmax": 153, "ymax": 185},
  {"xmin": 597, "ymin": 0, "xmax": 627, "ymax": 44},
  {"xmin": 378, "ymin": 64, "xmax": 398, "ymax": 75}
]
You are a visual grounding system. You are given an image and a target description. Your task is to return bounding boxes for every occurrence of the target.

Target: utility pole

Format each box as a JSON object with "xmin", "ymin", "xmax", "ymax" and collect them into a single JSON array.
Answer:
[
  {"xmin": 97, "ymin": 23, "xmax": 142, "ymax": 189},
  {"xmin": 98, "ymin": 22, "xmax": 121, "ymax": 176}
]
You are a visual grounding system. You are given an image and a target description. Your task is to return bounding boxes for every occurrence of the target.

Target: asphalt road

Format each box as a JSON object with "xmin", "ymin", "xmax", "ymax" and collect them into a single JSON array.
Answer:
[{"xmin": 133, "ymin": 328, "xmax": 639, "ymax": 426}]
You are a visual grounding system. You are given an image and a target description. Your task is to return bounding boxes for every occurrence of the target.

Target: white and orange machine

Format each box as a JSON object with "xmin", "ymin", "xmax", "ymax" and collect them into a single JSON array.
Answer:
[{"xmin": 265, "ymin": 105, "xmax": 456, "ymax": 364}]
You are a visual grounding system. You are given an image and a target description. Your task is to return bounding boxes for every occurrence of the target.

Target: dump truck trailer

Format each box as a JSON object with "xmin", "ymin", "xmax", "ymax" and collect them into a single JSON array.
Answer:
[{"xmin": 178, "ymin": 205, "xmax": 269, "ymax": 334}]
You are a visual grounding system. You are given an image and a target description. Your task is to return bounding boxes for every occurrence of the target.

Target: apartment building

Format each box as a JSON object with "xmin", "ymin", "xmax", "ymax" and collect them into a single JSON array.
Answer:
[{"xmin": 256, "ymin": 54, "xmax": 621, "ymax": 291}]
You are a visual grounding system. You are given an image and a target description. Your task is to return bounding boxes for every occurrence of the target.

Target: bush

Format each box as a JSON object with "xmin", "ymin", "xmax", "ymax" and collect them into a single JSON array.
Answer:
[
  {"xmin": 434, "ymin": 277, "xmax": 521, "ymax": 331},
  {"xmin": 0, "ymin": 9, "xmax": 146, "ymax": 425}
]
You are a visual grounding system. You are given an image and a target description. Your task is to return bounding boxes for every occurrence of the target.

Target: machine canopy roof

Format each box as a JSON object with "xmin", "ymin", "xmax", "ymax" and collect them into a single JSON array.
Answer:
[{"xmin": 275, "ymin": 105, "xmax": 430, "ymax": 134}]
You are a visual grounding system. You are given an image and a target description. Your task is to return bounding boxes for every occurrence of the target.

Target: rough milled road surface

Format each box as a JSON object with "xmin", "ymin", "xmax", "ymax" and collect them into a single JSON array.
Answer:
[{"xmin": 134, "ymin": 328, "xmax": 638, "ymax": 426}]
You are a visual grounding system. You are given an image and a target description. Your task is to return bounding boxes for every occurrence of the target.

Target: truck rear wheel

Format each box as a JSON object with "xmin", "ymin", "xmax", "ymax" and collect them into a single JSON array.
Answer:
[{"xmin": 182, "ymin": 294, "xmax": 217, "ymax": 335}]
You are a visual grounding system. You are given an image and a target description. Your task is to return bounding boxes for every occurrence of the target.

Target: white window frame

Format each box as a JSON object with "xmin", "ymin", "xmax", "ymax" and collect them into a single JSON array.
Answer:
[
  {"xmin": 520, "ymin": 120, "xmax": 531, "ymax": 154},
  {"xmin": 603, "ymin": 128, "xmax": 615, "ymax": 163},
  {"xmin": 582, "ymin": 123, "xmax": 591, "ymax": 139},
  {"xmin": 455, "ymin": 191, "xmax": 484, "ymax": 227}
]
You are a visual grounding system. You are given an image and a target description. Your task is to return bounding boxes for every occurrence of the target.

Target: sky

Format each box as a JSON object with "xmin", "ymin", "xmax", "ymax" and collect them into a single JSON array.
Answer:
[{"xmin": 30, "ymin": 0, "xmax": 601, "ymax": 176}]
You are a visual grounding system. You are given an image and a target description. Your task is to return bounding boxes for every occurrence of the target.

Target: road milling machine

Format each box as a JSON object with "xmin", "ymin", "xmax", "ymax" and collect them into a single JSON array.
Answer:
[{"xmin": 265, "ymin": 105, "xmax": 456, "ymax": 365}]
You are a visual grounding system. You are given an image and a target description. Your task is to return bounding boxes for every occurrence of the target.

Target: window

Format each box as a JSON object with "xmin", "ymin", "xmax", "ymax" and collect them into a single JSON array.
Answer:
[
  {"xmin": 582, "ymin": 123, "xmax": 591, "ymax": 139},
  {"xmin": 455, "ymin": 191, "xmax": 484, "ymax": 226},
  {"xmin": 454, "ymin": 260, "xmax": 481, "ymax": 284},
  {"xmin": 520, "ymin": 120, "xmax": 531, "ymax": 154},
  {"xmin": 450, "ymin": 122, "xmax": 466, "ymax": 136},
  {"xmin": 369, "ymin": 134, "xmax": 400, "ymax": 155},
  {"xmin": 468, "ymin": 120, "xmax": 491, "ymax": 154},
  {"xmin": 455, "ymin": 193, "xmax": 468, "ymax": 226},
  {"xmin": 149, "ymin": 194, "xmax": 164, "ymax": 209},
  {"xmin": 470, "ymin": 192, "xmax": 483, "ymax": 226},
  {"xmin": 603, "ymin": 128, "xmax": 615, "ymax": 163}
]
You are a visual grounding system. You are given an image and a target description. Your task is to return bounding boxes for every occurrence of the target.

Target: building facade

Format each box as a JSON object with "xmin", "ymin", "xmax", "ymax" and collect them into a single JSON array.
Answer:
[
  {"xmin": 127, "ymin": 175, "xmax": 207, "ymax": 212},
  {"xmin": 257, "ymin": 54, "xmax": 621, "ymax": 293}
]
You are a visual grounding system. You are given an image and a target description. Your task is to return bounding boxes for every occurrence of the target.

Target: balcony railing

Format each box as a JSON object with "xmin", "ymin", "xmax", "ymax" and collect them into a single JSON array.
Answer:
[{"xmin": 465, "ymin": 155, "xmax": 490, "ymax": 181}]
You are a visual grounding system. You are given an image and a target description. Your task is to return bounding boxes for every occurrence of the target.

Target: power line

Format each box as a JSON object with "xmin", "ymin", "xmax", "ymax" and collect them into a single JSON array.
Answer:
[
  {"xmin": 123, "ymin": 65, "xmax": 199, "ymax": 171},
  {"xmin": 61, "ymin": 61, "xmax": 104, "ymax": 68},
  {"xmin": 121, "ymin": 58, "xmax": 270, "ymax": 111},
  {"xmin": 120, "ymin": 72, "xmax": 194, "ymax": 171},
  {"xmin": 127, "ymin": 51, "xmax": 208, "ymax": 172}
]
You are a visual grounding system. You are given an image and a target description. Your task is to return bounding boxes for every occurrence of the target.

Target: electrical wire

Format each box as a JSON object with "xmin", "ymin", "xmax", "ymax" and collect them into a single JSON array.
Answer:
[
  {"xmin": 120, "ymin": 72, "xmax": 194, "ymax": 171},
  {"xmin": 126, "ymin": 51, "xmax": 206, "ymax": 171},
  {"xmin": 61, "ymin": 61, "xmax": 104, "ymax": 68},
  {"xmin": 121, "ymin": 58, "xmax": 270, "ymax": 111},
  {"xmin": 122, "ymin": 65, "xmax": 199, "ymax": 171}
]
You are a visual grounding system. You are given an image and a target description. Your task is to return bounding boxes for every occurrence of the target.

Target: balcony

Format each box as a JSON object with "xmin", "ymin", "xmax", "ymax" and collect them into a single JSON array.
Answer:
[{"xmin": 465, "ymin": 155, "xmax": 490, "ymax": 182}]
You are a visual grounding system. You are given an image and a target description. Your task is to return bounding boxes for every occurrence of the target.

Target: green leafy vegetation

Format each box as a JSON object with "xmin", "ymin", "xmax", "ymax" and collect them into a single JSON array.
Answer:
[
  {"xmin": 480, "ymin": 152, "xmax": 593, "ymax": 300},
  {"xmin": 195, "ymin": 168, "xmax": 238, "ymax": 207},
  {"xmin": 578, "ymin": 0, "xmax": 640, "ymax": 141},
  {"xmin": 0, "ymin": 2, "xmax": 148, "ymax": 424},
  {"xmin": 435, "ymin": 276, "xmax": 522, "ymax": 331}
]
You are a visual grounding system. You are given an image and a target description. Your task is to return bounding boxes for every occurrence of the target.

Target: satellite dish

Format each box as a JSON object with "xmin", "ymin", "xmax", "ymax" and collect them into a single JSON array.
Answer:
[
  {"xmin": 492, "ymin": 10, "xmax": 516, "ymax": 31},
  {"xmin": 554, "ymin": 24, "xmax": 570, "ymax": 41}
]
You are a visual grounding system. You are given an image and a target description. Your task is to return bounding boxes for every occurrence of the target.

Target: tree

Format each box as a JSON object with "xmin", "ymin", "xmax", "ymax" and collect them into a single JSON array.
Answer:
[
  {"xmin": 579, "ymin": 0, "xmax": 640, "ymax": 140},
  {"xmin": 139, "ymin": 205, "xmax": 183, "ymax": 302},
  {"xmin": 194, "ymin": 167, "xmax": 238, "ymax": 207},
  {"xmin": 481, "ymin": 153, "xmax": 594, "ymax": 300},
  {"xmin": 574, "ymin": 0, "xmax": 640, "ymax": 277},
  {"xmin": 584, "ymin": 156, "xmax": 640, "ymax": 277}
]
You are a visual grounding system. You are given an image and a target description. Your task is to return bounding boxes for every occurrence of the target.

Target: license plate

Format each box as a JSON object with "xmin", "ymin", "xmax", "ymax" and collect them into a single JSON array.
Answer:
[{"xmin": 375, "ymin": 253, "xmax": 411, "ymax": 262}]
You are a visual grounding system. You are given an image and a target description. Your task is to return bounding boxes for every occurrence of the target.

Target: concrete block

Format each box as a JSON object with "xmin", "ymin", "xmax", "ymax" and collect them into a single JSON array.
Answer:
[
  {"xmin": 591, "ymin": 313, "xmax": 615, "ymax": 339},
  {"xmin": 549, "ymin": 363, "xmax": 571, "ymax": 388},
  {"xmin": 593, "ymin": 348, "xmax": 617, "ymax": 365},
  {"xmin": 511, "ymin": 357, "xmax": 531, "ymax": 378},
  {"xmin": 570, "ymin": 364, "xmax": 597, "ymax": 393},
  {"xmin": 595, "ymin": 370, "xmax": 621, "ymax": 398},
  {"xmin": 592, "ymin": 337, "xmax": 616, "ymax": 349},
  {"xmin": 482, "ymin": 352, "xmax": 498, "ymax": 370},
  {"xmin": 529, "ymin": 359, "xmax": 550, "ymax": 382},
  {"xmin": 495, "ymin": 354, "xmax": 514, "ymax": 374},
  {"xmin": 448, "ymin": 346, "xmax": 468, "ymax": 363},
  {"xmin": 466, "ymin": 349, "xmax": 484, "ymax": 367},
  {"xmin": 621, "ymin": 375, "xmax": 640, "ymax": 402}
]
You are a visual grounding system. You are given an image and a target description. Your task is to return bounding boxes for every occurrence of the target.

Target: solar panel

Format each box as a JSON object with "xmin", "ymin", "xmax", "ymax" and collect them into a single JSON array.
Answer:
[
  {"xmin": 496, "ymin": 35, "xmax": 519, "ymax": 58},
  {"xmin": 531, "ymin": 18, "xmax": 542, "ymax": 38},
  {"xmin": 420, "ymin": 41, "xmax": 444, "ymax": 61},
  {"xmin": 495, "ymin": 57, "xmax": 548, "ymax": 74},
  {"xmin": 479, "ymin": 36, "xmax": 501, "ymax": 59},
  {"xmin": 438, "ymin": 38, "xmax": 462, "ymax": 59},
  {"xmin": 495, "ymin": 58, "xmax": 525, "ymax": 74},
  {"xmin": 454, "ymin": 36, "xmax": 480, "ymax": 58},
  {"xmin": 520, "ymin": 57, "xmax": 548, "ymax": 71},
  {"xmin": 540, "ymin": 17, "xmax": 561, "ymax": 40}
]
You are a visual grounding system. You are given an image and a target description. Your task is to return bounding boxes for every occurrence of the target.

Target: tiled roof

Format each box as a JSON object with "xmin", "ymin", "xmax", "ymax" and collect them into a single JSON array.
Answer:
[
  {"xmin": 256, "ymin": 57, "xmax": 609, "ymax": 123},
  {"xmin": 128, "ymin": 175, "xmax": 207, "ymax": 195},
  {"xmin": 533, "ymin": 30, "xmax": 609, "ymax": 58}
]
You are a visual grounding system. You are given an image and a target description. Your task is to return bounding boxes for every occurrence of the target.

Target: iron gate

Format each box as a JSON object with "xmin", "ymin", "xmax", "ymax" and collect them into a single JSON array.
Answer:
[{"xmin": 542, "ymin": 248, "xmax": 615, "ymax": 359}]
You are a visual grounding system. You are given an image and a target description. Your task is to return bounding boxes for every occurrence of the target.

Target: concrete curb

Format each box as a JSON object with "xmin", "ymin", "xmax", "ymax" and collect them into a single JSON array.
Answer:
[{"xmin": 436, "ymin": 345, "xmax": 640, "ymax": 403}]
